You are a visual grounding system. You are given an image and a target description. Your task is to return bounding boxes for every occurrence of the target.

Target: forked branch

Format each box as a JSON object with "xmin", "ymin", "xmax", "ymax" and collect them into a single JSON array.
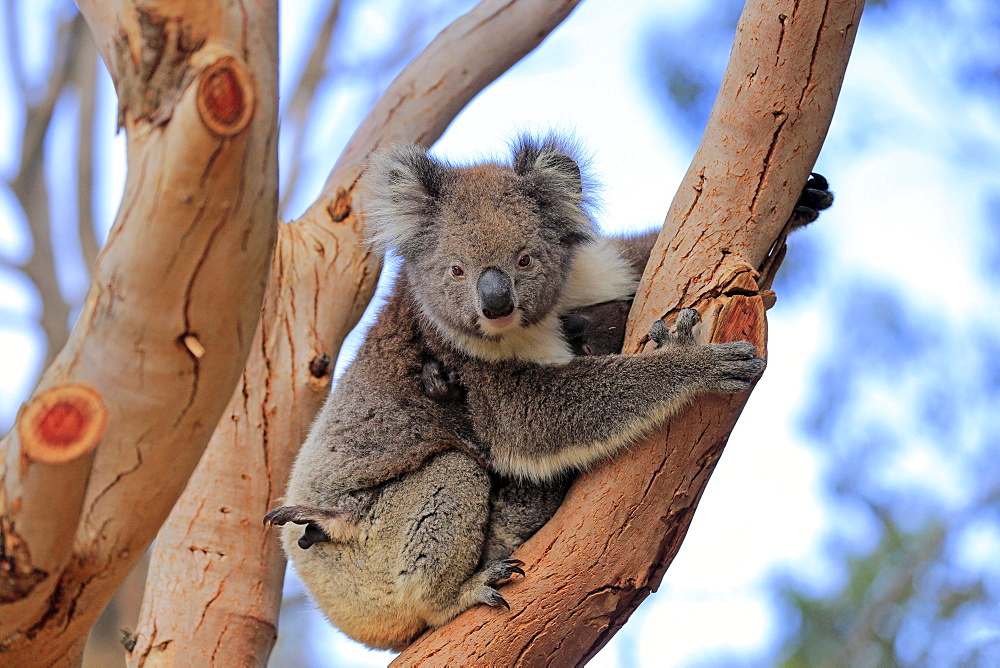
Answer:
[
  {"xmin": 0, "ymin": 1, "xmax": 279, "ymax": 663},
  {"xmin": 130, "ymin": 0, "xmax": 585, "ymax": 664},
  {"xmin": 396, "ymin": 0, "xmax": 863, "ymax": 663}
]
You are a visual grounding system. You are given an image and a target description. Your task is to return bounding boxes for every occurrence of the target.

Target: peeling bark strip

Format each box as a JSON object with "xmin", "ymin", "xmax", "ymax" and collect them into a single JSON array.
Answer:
[
  {"xmin": 0, "ymin": 0, "xmax": 279, "ymax": 662},
  {"xmin": 113, "ymin": 6, "xmax": 207, "ymax": 128},
  {"xmin": 0, "ymin": 516, "xmax": 47, "ymax": 604},
  {"xmin": 131, "ymin": 0, "xmax": 587, "ymax": 664},
  {"xmin": 17, "ymin": 384, "xmax": 107, "ymax": 465},
  {"xmin": 397, "ymin": 0, "xmax": 863, "ymax": 664}
]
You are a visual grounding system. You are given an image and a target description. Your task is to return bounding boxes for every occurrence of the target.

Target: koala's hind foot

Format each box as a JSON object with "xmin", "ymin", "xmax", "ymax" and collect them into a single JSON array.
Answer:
[
  {"xmin": 428, "ymin": 558, "xmax": 525, "ymax": 624},
  {"xmin": 791, "ymin": 172, "xmax": 834, "ymax": 227},
  {"xmin": 264, "ymin": 504, "xmax": 357, "ymax": 548}
]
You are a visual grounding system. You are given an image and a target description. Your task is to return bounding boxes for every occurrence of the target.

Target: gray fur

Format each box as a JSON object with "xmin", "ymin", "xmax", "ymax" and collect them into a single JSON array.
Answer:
[{"xmin": 268, "ymin": 136, "xmax": 766, "ymax": 650}]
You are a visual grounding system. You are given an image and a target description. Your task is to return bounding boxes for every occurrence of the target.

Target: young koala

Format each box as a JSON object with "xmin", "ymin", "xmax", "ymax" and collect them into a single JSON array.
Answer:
[
  {"xmin": 266, "ymin": 135, "xmax": 767, "ymax": 650},
  {"xmin": 412, "ymin": 171, "xmax": 834, "ymax": 587}
]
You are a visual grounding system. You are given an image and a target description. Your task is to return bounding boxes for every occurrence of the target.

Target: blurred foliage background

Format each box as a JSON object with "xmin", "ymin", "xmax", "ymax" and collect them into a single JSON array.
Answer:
[{"xmin": 1, "ymin": 0, "xmax": 998, "ymax": 665}]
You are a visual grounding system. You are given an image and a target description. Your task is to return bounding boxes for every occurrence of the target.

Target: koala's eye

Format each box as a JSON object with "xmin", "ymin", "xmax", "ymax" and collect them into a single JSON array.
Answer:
[
  {"xmin": 517, "ymin": 254, "xmax": 532, "ymax": 269},
  {"xmin": 450, "ymin": 265, "xmax": 466, "ymax": 279}
]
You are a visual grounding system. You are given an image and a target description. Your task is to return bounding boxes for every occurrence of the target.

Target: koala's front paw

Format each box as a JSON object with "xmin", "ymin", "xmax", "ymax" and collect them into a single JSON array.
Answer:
[
  {"xmin": 649, "ymin": 308, "xmax": 700, "ymax": 347},
  {"xmin": 792, "ymin": 172, "xmax": 834, "ymax": 227},
  {"xmin": 421, "ymin": 358, "xmax": 464, "ymax": 402},
  {"xmin": 704, "ymin": 341, "xmax": 766, "ymax": 393},
  {"xmin": 264, "ymin": 504, "xmax": 353, "ymax": 548}
]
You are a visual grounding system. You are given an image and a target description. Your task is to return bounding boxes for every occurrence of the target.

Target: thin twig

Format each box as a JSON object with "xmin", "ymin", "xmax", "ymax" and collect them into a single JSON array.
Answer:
[
  {"xmin": 2, "ymin": 0, "xmax": 28, "ymax": 96},
  {"xmin": 278, "ymin": 0, "xmax": 343, "ymax": 216},
  {"xmin": 74, "ymin": 27, "xmax": 100, "ymax": 273},
  {"xmin": 9, "ymin": 13, "xmax": 87, "ymax": 364}
]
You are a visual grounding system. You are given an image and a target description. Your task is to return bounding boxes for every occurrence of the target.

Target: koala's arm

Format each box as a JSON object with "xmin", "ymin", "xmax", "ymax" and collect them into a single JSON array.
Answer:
[
  {"xmin": 467, "ymin": 312, "xmax": 764, "ymax": 481},
  {"xmin": 283, "ymin": 310, "xmax": 461, "ymax": 509}
]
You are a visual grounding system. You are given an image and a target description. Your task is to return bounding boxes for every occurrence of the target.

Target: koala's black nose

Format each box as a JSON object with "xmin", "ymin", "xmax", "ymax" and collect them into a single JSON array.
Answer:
[{"xmin": 478, "ymin": 268, "xmax": 515, "ymax": 319}]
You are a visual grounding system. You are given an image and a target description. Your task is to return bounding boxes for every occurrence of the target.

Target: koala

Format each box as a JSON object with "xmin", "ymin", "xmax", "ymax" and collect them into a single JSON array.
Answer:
[
  {"xmin": 412, "ymin": 170, "xmax": 833, "ymax": 584},
  {"xmin": 265, "ymin": 135, "xmax": 774, "ymax": 651}
]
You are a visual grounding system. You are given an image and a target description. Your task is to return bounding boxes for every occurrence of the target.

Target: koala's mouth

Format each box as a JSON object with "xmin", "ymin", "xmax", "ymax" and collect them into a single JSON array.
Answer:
[{"xmin": 477, "ymin": 310, "xmax": 522, "ymax": 336}]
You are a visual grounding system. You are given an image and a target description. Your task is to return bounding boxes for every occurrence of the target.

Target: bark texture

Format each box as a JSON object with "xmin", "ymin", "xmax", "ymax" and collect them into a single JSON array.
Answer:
[
  {"xmin": 395, "ymin": 0, "xmax": 863, "ymax": 664},
  {"xmin": 129, "ymin": 1, "xmax": 584, "ymax": 665},
  {"xmin": 0, "ymin": 0, "xmax": 278, "ymax": 664}
]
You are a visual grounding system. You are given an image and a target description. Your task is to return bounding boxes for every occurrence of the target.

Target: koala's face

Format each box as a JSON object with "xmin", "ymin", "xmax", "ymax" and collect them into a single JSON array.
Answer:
[{"xmin": 366, "ymin": 136, "xmax": 596, "ymax": 341}]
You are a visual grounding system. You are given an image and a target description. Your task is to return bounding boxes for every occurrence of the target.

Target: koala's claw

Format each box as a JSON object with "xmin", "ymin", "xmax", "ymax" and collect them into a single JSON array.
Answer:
[
  {"xmin": 806, "ymin": 172, "xmax": 829, "ymax": 192},
  {"xmin": 263, "ymin": 504, "xmax": 342, "ymax": 526},
  {"xmin": 649, "ymin": 320, "xmax": 670, "ymax": 347},
  {"xmin": 475, "ymin": 587, "xmax": 510, "ymax": 610},
  {"xmin": 674, "ymin": 308, "xmax": 700, "ymax": 343},
  {"xmin": 264, "ymin": 505, "xmax": 308, "ymax": 526},
  {"xmin": 649, "ymin": 308, "xmax": 700, "ymax": 347},
  {"xmin": 470, "ymin": 559, "xmax": 524, "ymax": 612},
  {"xmin": 482, "ymin": 558, "xmax": 526, "ymax": 584},
  {"xmin": 500, "ymin": 558, "xmax": 526, "ymax": 578}
]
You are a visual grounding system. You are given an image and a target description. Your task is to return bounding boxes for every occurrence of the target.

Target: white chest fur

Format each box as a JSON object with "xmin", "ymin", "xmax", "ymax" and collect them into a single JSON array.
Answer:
[{"xmin": 436, "ymin": 237, "xmax": 638, "ymax": 365}]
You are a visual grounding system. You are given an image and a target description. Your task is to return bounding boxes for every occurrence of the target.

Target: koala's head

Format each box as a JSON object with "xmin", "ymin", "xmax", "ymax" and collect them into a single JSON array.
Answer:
[{"xmin": 365, "ymin": 135, "xmax": 597, "ymax": 343}]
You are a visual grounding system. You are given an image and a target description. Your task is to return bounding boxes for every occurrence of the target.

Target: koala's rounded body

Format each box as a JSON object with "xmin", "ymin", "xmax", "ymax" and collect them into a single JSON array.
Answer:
[
  {"xmin": 269, "ymin": 135, "xmax": 774, "ymax": 649},
  {"xmin": 284, "ymin": 450, "xmax": 489, "ymax": 650},
  {"xmin": 280, "ymin": 281, "xmax": 571, "ymax": 649}
]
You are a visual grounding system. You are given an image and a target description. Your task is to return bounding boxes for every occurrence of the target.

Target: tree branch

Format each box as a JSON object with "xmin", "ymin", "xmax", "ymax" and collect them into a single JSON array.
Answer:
[
  {"xmin": 0, "ymin": 0, "xmax": 279, "ymax": 662},
  {"xmin": 130, "ymin": 0, "xmax": 584, "ymax": 664},
  {"xmin": 395, "ymin": 0, "xmax": 863, "ymax": 663}
]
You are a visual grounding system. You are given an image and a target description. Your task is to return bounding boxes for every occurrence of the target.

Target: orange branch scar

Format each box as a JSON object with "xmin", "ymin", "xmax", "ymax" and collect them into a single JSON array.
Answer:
[
  {"xmin": 18, "ymin": 384, "xmax": 109, "ymax": 464},
  {"xmin": 196, "ymin": 56, "xmax": 254, "ymax": 137}
]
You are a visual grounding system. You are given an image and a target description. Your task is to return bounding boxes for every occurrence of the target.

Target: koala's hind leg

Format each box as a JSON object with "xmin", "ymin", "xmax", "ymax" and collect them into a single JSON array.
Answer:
[
  {"xmin": 481, "ymin": 476, "xmax": 572, "ymax": 563},
  {"xmin": 432, "ymin": 557, "xmax": 525, "ymax": 619},
  {"xmin": 380, "ymin": 450, "xmax": 521, "ymax": 627}
]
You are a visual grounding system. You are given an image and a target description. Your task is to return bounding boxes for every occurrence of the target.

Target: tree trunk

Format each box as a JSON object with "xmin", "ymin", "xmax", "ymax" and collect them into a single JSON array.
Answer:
[
  {"xmin": 0, "ymin": 0, "xmax": 278, "ymax": 663},
  {"xmin": 395, "ymin": 0, "xmax": 863, "ymax": 664},
  {"xmin": 129, "ymin": 1, "xmax": 584, "ymax": 664}
]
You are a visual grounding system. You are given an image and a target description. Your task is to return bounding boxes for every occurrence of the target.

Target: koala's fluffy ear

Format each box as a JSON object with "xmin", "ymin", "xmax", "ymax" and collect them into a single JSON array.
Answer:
[
  {"xmin": 365, "ymin": 143, "xmax": 446, "ymax": 255},
  {"xmin": 512, "ymin": 135, "xmax": 596, "ymax": 245}
]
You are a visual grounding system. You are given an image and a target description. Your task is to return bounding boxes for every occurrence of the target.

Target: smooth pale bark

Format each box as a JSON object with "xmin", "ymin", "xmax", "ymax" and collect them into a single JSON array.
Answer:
[
  {"xmin": 396, "ymin": 0, "xmax": 863, "ymax": 664},
  {"xmin": 0, "ymin": 0, "xmax": 278, "ymax": 664},
  {"xmin": 130, "ymin": 0, "xmax": 584, "ymax": 664}
]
